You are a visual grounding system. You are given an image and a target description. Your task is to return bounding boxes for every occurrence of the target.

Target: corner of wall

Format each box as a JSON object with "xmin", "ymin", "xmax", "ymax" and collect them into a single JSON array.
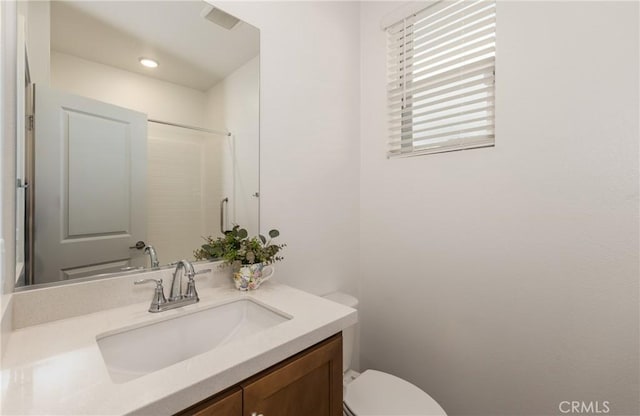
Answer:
[{"xmin": 1, "ymin": 0, "xmax": 17, "ymax": 297}]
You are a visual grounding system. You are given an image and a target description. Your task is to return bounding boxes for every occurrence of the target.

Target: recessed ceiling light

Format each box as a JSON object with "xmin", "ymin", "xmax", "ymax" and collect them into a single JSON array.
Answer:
[{"xmin": 139, "ymin": 57, "xmax": 159, "ymax": 68}]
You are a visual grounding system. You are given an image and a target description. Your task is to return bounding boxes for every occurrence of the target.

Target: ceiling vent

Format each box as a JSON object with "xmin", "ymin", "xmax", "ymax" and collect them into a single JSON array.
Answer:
[{"xmin": 201, "ymin": 5, "xmax": 240, "ymax": 30}]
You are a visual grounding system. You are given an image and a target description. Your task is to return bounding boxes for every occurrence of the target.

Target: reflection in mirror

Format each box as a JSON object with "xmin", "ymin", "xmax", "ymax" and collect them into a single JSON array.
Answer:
[{"xmin": 15, "ymin": 1, "xmax": 260, "ymax": 288}]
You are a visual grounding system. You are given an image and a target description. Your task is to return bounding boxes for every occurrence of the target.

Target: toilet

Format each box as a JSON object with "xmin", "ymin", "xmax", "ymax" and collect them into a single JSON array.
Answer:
[{"xmin": 324, "ymin": 292, "xmax": 447, "ymax": 416}]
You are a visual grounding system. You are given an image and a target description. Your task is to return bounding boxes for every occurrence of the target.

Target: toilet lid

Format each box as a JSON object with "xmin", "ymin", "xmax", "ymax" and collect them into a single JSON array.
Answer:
[{"xmin": 344, "ymin": 370, "xmax": 447, "ymax": 416}]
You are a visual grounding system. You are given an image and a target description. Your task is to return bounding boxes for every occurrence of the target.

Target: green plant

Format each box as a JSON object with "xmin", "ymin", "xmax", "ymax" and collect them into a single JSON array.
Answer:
[{"xmin": 194, "ymin": 225, "xmax": 285, "ymax": 268}]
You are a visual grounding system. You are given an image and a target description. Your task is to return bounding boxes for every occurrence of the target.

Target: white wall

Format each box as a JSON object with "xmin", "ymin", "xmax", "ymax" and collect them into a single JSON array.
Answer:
[
  {"xmin": 1, "ymin": 0, "xmax": 17, "ymax": 296},
  {"xmin": 51, "ymin": 52, "xmax": 206, "ymax": 127},
  {"xmin": 205, "ymin": 56, "xmax": 260, "ymax": 236},
  {"xmin": 16, "ymin": 0, "xmax": 50, "ymax": 87},
  {"xmin": 24, "ymin": 0, "xmax": 49, "ymax": 86},
  {"xmin": 213, "ymin": 1, "xmax": 361, "ymax": 296},
  {"xmin": 359, "ymin": 2, "xmax": 639, "ymax": 415}
]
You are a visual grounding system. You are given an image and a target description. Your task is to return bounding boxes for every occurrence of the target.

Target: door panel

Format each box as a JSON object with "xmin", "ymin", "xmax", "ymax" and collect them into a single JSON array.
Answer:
[
  {"xmin": 67, "ymin": 110, "xmax": 130, "ymax": 236},
  {"xmin": 34, "ymin": 85, "xmax": 147, "ymax": 284}
]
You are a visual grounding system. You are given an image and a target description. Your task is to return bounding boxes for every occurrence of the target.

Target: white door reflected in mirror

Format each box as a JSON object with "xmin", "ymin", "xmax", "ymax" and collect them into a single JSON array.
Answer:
[{"xmin": 34, "ymin": 85, "xmax": 147, "ymax": 284}]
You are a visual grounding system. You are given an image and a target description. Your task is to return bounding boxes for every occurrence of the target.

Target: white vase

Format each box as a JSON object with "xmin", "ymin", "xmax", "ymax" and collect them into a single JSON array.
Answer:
[{"xmin": 233, "ymin": 263, "xmax": 275, "ymax": 291}]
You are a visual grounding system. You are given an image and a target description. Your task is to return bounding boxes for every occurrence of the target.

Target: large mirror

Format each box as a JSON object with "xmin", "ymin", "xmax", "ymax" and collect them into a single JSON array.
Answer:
[{"xmin": 14, "ymin": 1, "xmax": 260, "ymax": 288}]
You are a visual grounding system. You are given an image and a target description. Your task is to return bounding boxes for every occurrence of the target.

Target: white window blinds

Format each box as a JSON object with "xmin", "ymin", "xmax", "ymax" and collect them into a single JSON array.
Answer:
[{"xmin": 386, "ymin": 0, "xmax": 496, "ymax": 158}]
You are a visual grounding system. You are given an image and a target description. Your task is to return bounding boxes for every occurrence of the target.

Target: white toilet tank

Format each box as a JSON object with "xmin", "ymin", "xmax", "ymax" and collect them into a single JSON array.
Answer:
[
  {"xmin": 323, "ymin": 292, "xmax": 448, "ymax": 416},
  {"xmin": 323, "ymin": 292, "xmax": 358, "ymax": 372}
]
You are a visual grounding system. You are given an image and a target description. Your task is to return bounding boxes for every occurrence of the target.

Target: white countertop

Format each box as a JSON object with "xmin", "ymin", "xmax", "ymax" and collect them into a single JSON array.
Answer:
[{"xmin": 1, "ymin": 283, "xmax": 357, "ymax": 415}]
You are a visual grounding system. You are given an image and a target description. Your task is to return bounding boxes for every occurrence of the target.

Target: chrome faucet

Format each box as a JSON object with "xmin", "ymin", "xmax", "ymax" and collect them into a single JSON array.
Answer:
[
  {"xmin": 134, "ymin": 260, "xmax": 211, "ymax": 313},
  {"xmin": 133, "ymin": 278, "xmax": 167, "ymax": 312},
  {"xmin": 170, "ymin": 259, "xmax": 195, "ymax": 301},
  {"xmin": 144, "ymin": 245, "xmax": 160, "ymax": 269}
]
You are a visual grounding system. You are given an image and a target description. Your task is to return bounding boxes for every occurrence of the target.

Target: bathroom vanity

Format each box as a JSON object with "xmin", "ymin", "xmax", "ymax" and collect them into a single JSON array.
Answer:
[
  {"xmin": 1, "ymin": 277, "xmax": 356, "ymax": 415},
  {"xmin": 178, "ymin": 334, "xmax": 342, "ymax": 416}
]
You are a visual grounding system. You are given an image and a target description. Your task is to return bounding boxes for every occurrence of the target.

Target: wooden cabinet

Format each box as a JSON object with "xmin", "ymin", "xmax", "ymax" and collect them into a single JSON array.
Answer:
[
  {"xmin": 182, "ymin": 388, "xmax": 242, "ymax": 416},
  {"xmin": 242, "ymin": 333, "xmax": 343, "ymax": 416},
  {"xmin": 177, "ymin": 333, "xmax": 342, "ymax": 416}
]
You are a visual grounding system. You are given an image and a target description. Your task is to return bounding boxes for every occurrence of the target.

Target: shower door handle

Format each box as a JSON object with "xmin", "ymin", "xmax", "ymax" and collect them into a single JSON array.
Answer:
[{"xmin": 220, "ymin": 197, "xmax": 228, "ymax": 234}]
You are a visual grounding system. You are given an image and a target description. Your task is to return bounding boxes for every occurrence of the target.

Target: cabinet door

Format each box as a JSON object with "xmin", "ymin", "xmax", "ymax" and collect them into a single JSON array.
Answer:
[
  {"xmin": 177, "ymin": 387, "xmax": 242, "ymax": 416},
  {"xmin": 242, "ymin": 334, "xmax": 343, "ymax": 416}
]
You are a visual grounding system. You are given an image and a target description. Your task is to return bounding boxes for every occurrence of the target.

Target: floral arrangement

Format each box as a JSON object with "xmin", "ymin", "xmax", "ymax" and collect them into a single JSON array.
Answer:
[{"xmin": 194, "ymin": 225, "xmax": 285, "ymax": 269}]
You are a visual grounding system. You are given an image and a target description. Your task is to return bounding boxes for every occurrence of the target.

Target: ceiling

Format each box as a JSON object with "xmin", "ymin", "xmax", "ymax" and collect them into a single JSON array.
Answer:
[{"xmin": 51, "ymin": 1, "xmax": 260, "ymax": 91}]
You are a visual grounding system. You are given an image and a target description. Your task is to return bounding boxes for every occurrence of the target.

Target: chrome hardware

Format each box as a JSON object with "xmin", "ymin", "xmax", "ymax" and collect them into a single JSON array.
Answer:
[
  {"xmin": 220, "ymin": 197, "xmax": 229, "ymax": 234},
  {"xmin": 148, "ymin": 118, "xmax": 230, "ymax": 137},
  {"xmin": 251, "ymin": 413, "xmax": 264, "ymax": 416},
  {"xmin": 134, "ymin": 278, "xmax": 167, "ymax": 312},
  {"xmin": 185, "ymin": 268, "xmax": 212, "ymax": 301},
  {"xmin": 134, "ymin": 262, "xmax": 210, "ymax": 313},
  {"xmin": 144, "ymin": 245, "xmax": 160, "ymax": 269},
  {"xmin": 170, "ymin": 260, "xmax": 194, "ymax": 301},
  {"xmin": 129, "ymin": 240, "xmax": 146, "ymax": 250},
  {"xmin": 185, "ymin": 278, "xmax": 198, "ymax": 300},
  {"xmin": 120, "ymin": 266, "xmax": 144, "ymax": 272},
  {"xmin": 134, "ymin": 278, "xmax": 162, "ymax": 285}
]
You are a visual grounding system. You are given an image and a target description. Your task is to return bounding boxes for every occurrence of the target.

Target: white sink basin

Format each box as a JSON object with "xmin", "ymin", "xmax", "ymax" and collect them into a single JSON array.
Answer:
[{"xmin": 97, "ymin": 298, "xmax": 290, "ymax": 383}]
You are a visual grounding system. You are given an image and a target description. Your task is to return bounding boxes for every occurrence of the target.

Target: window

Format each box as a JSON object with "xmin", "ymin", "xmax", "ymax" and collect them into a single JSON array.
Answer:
[{"xmin": 386, "ymin": 0, "xmax": 496, "ymax": 158}]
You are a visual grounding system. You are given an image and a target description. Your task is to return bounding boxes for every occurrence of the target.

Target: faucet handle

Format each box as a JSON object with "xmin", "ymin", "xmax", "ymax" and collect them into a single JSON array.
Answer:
[
  {"xmin": 185, "ymin": 279, "xmax": 199, "ymax": 301},
  {"xmin": 135, "ymin": 278, "xmax": 163, "ymax": 287},
  {"xmin": 184, "ymin": 270, "xmax": 210, "ymax": 301},
  {"xmin": 134, "ymin": 278, "xmax": 167, "ymax": 313}
]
